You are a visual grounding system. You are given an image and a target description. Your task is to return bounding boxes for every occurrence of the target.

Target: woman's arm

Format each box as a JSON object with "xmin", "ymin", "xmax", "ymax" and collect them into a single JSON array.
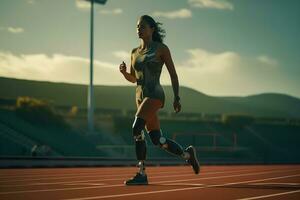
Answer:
[
  {"xmin": 162, "ymin": 44, "xmax": 181, "ymax": 113},
  {"xmin": 162, "ymin": 45, "xmax": 180, "ymax": 101},
  {"xmin": 119, "ymin": 51, "xmax": 137, "ymax": 83},
  {"xmin": 121, "ymin": 68, "xmax": 136, "ymax": 83}
]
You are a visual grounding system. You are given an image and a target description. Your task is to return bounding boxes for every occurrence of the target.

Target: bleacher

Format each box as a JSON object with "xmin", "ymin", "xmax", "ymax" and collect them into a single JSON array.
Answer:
[
  {"xmin": 0, "ymin": 109, "xmax": 103, "ymax": 157},
  {"xmin": 1, "ymin": 107, "xmax": 300, "ymax": 166}
]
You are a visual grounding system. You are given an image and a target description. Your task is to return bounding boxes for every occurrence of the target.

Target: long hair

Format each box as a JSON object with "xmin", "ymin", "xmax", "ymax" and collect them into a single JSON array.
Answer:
[{"xmin": 140, "ymin": 15, "xmax": 166, "ymax": 43}]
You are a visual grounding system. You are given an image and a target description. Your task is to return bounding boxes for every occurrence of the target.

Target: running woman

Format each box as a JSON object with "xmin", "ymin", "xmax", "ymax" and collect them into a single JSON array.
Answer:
[{"xmin": 119, "ymin": 15, "xmax": 200, "ymax": 185}]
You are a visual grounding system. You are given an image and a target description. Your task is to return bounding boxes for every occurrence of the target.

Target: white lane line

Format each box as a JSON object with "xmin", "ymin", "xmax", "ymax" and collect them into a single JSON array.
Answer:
[
  {"xmin": 0, "ymin": 168, "xmax": 255, "ymax": 187},
  {"xmin": 236, "ymin": 190, "xmax": 300, "ymax": 200},
  {"xmin": 159, "ymin": 183, "xmax": 206, "ymax": 186},
  {"xmin": 62, "ymin": 174, "xmax": 300, "ymax": 200},
  {"xmin": 250, "ymin": 182, "xmax": 300, "ymax": 186},
  {"xmin": 0, "ymin": 167, "xmax": 159, "ymax": 178},
  {"xmin": 0, "ymin": 166, "xmax": 287, "ymax": 181},
  {"xmin": 0, "ymin": 168, "xmax": 188, "ymax": 180},
  {"xmin": 0, "ymin": 170, "xmax": 193, "ymax": 183},
  {"xmin": 0, "ymin": 172, "xmax": 137, "ymax": 180},
  {"xmin": 0, "ymin": 168, "xmax": 252, "ymax": 189},
  {"xmin": 0, "ymin": 168, "xmax": 299, "ymax": 195},
  {"xmin": 0, "ymin": 171, "xmax": 195, "ymax": 186},
  {"xmin": 64, "ymin": 183, "xmax": 106, "ymax": 186},
  {"xmin": 149, "ymin": 169, "xmax": 300, "ymax": 185}
]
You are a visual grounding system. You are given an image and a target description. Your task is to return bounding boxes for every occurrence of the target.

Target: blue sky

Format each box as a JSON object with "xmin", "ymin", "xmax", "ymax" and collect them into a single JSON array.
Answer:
[{"xmin": 0, "ymin": 0, "xmax": 299, "ymax": 98}]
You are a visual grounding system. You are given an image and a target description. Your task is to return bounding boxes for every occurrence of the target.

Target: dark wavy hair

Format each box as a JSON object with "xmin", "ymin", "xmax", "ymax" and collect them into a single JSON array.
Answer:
[{"xmin": 140, "ymin": 15, "xmax": 166, "ymax": 43}]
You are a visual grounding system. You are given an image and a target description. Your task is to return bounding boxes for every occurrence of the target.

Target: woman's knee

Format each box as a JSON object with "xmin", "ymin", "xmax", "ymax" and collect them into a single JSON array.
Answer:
[
  {"xmin": 148, "ymin": 130, "xmax": 168, "ymax": 148},
  {"xmin": 148, "ymin": 130, "xmax": 162, "ymax": 146}
]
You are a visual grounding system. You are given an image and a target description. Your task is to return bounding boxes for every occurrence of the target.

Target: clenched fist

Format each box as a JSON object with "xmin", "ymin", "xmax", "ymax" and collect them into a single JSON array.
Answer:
[
  {"xmin": 119, "ymin": 61, "xmax": 127, "ymax": 74},
  {"xmin": 173, "ymin": 100, "xmax": 181, "ymax": 113}
]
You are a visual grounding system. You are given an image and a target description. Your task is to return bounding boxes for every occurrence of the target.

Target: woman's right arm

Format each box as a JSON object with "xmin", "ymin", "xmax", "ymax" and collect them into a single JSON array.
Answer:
[{"xmin": 119, "ymin": 51, "xmax": 136, "ymax": 83}]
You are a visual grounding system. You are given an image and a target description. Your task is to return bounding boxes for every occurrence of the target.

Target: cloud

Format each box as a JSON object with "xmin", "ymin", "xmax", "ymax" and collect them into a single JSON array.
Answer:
[
  {"xmin": 0, "ymin": 27, "xmax": 24, "ymax": 34},
  {"xmin": 112, "ymin": 50, "xmax": 130, "ymax": 61},
  {"xmin": 26, "ymin": 0, "xmax": 35, "ymax": 4},
  {"xmin": 152, "ymin": 9, "xmax": 192, "ymax": 19},
  {"xmin": 159, "ymin": 48, "xmax": 285, "ymax": 96},
  {"xmin": 99, "ymin": 8, "xmax": 123, "ymax": 15},
  {"xmin": 7, "ymin": 27, "xmax": 24, "ymax": 34},
  {"xmin": 76, "ymin": 0, "xmax": 115, "ymax": 12},
  {"xmin": 257, "ymin": 55, "xmax": 278, "ymax": 67},
  {"xmin": 188, "ymin": 0, "xmax": 234, "ymax": 10},
  {"xmin": 0, "ymin": 51, "xmax": 125, "ymax": 85},
  {"xmin": 179, "ymin": 48, "xmax": 240, "ymax": 73},
  {"xmin": 76, "ymin": 0, "xmax": 91, "ymax": 10},
  {"xmin": 0, "ymin": 50, "xmax": 288, "ymax": 97}
]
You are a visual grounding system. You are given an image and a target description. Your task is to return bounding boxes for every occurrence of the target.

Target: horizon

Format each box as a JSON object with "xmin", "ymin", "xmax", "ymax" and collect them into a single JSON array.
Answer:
[
  {"xmin": 0, "ymin": 0, "xmax": 299, "ymax": 98},
  {"xmin": 1, "ymin": 75, "xmax": 299, "ymax": 99}
]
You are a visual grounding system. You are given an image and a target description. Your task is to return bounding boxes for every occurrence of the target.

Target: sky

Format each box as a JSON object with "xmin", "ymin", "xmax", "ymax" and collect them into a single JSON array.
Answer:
[{"xmin": 0, "ymin": 0, "xmax": 299, "ymax": 98}]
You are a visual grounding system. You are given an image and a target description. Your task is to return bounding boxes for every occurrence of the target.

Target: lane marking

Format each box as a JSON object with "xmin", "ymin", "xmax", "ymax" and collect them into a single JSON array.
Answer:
[
  {"xmin": 62, "ymin": 174, "xmax": 300, "ymax": 200},
  {"xmin": 0, "ymin": 168, "xmax": 190, "ymax": 180},
  {"xmin": 236, "ymin": 190, "xmax": 300, "ymax": 200},
  {"xmin": 0, "ymin": 170, "xmax": 194, "ymax": 183},
  {"xmin": 0, "ymin": 166, "xmax": 288, "ymax": 180},
  {"xmin": 3, "ymin": 168, "xmax": 254, "ymax": 187},
  {"xmin": 250, "ymin": 182, "xmax": 300, "ymax": 186},
  {"xmin": 159, "ymin": 183, "xmax": 206, "ymax": 186},
  {"xmin": 64, "ymin": 183, "xmax": 106, "ymax": 186},
  {"xmin": 0, "ymin": 167, "xmax": 163, "ymax": 178},
  {"xmin": 0, "ymin": 168, "xmax": 299, "ymax": 195}
]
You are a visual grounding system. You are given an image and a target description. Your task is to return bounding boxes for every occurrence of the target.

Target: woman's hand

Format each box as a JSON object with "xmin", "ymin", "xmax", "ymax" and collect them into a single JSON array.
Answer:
[
  {"xmin": 119, "ymin": 61, "xmax": 126, "ymax": 74},
  {"xmin": 173, "ymin": 99, "xmax": 181, "ymax": 113}
]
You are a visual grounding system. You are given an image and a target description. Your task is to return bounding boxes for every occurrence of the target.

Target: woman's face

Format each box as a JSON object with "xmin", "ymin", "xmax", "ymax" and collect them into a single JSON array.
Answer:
[{"xmin": 136, "ymin": 19, "xmax": 154, "ymax": 40}]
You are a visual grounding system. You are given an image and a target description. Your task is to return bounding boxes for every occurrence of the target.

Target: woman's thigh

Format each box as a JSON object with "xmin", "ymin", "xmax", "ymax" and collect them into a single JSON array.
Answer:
[
  {"xmin": 145, "ymin": 112, "xmax": 160, "ymax": 132},
  {"xmin": 135, "ymin": 97, "xmax": 162, "ymax": 131}
]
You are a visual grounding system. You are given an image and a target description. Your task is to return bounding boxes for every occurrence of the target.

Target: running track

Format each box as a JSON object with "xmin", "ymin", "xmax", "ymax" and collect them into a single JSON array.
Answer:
[{"xmin": 0, "ymin": 165, "xmax": 300, "ymax": 200}]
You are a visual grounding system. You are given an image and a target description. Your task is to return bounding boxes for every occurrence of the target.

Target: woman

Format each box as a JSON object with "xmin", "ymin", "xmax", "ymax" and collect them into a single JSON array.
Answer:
[{"xmin": 119, "ymin": 15, "xmax": 200, "ymax": 185}]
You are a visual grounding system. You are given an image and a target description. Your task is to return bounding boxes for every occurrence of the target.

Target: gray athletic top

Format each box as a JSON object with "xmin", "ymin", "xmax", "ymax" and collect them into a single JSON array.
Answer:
[{"xmin": 131, "ymin": 41, "xmax": 165, "ymax": 108}]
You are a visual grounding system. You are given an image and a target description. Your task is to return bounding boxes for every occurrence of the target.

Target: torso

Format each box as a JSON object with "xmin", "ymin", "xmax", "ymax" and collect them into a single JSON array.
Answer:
[{"xmin": 131, "ymin": 41, "xmax": 165, "ymax": 107}]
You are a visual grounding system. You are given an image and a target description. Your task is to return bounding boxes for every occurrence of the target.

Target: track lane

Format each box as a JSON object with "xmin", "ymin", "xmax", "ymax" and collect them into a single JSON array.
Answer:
[{"xmin": 0, "ymin": 165, "xmax": 299, "ymax": 200}]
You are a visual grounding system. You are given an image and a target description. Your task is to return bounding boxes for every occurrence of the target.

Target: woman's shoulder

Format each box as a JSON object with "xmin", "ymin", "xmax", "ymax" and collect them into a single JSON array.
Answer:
[
  {"xmin": 155, "ymin": 42, "xmax": 170, "ymax": 55},
  {"xmin": 155, "ymin": 41, "xmax": 168, "ymax": 49},
  {"xmin": 155, "ymin": 42, "xmax": 170, "ymax": 53}
]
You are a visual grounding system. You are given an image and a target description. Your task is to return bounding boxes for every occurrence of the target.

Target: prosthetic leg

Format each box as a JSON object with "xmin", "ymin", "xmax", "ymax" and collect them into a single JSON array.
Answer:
[
  {"xmin": 149, "ymin": 129, "xmax": 200, "ymax": 174},
  {"xmin": 124, "ymin": 117, "xmax": 148, "ymax": 185}
]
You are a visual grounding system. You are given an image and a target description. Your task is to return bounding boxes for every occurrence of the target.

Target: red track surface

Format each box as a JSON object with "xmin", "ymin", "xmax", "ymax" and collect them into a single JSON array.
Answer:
[{"xmin": 0, "ymin": 165, "xmax": 300, "ymax": 200}]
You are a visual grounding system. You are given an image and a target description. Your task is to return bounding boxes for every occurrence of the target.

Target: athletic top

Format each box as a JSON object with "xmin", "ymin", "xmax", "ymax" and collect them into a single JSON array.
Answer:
[{"xmin": 131, "ymin": 41, "xmax": 165, "ymax": 108}]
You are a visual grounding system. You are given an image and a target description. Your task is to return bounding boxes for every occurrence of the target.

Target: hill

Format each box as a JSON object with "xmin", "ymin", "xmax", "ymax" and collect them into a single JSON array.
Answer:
[{"xmin": 1, "ymin": 76, "xmax": 300, "ymax": 118}]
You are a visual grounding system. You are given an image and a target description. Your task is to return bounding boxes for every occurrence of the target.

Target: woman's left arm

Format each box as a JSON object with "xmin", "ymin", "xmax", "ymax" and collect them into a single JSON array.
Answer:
[{"xmin": 162, "ymin": 45, "xmax": 181, "ymax": 113}]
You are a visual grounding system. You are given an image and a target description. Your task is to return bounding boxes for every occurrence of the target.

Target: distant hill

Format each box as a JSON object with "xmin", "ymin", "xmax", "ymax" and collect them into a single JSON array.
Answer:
[{"xmin": 1, "ymin": 76, "xmax": 300, "ymax": 118}]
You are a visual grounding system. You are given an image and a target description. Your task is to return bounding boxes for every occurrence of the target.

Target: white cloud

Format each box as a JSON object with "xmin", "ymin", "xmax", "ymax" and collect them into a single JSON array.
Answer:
[
  {"xmin": 76, "ymin": 0, "xmax": 91, "ymax": 10},
  {"xmin": 1, "ymin": 27, "xmax": 25, "ymax": 34},
  {"xmin": 0, "ymin": 50, "xmax": 286, "ymax": 97},
  {"xmin": 26, "ymin": 0, "xmax": 35, "ymax": 4},
  {"xmin": 8, "ymin": 27, "xmax": 24, "ymax": 34},
  {"xmin": 159, "ymin": 48, "xmax": 284, "ymax": 96},
  {"xmin": 152, "ymin": 9, "xmax": 192, "ymax": 19},
  {"xmin": 179, "ymin": 48, "xmax": 240, "ymax": 73},
  {"xmin": 188, "ymin": 0, "xmax": 234, "ymax": 10},
  {"xmin": 112, "ymin": 50, "xmax": 130, "ymax": 61},
  {"xmin": 76, "ymin": 0, "xmax": 114, "ymax": 12},
  {"xmin": 99, "ymin": 8, "xmax": 123, "ymax": 15},
  {"xmin": 257, "ymin": 55, "xmax": 278, "ymax": 67},
  {"xmin": 0, "ymin": 51, "xmax": 125, "ymax": 85}
]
